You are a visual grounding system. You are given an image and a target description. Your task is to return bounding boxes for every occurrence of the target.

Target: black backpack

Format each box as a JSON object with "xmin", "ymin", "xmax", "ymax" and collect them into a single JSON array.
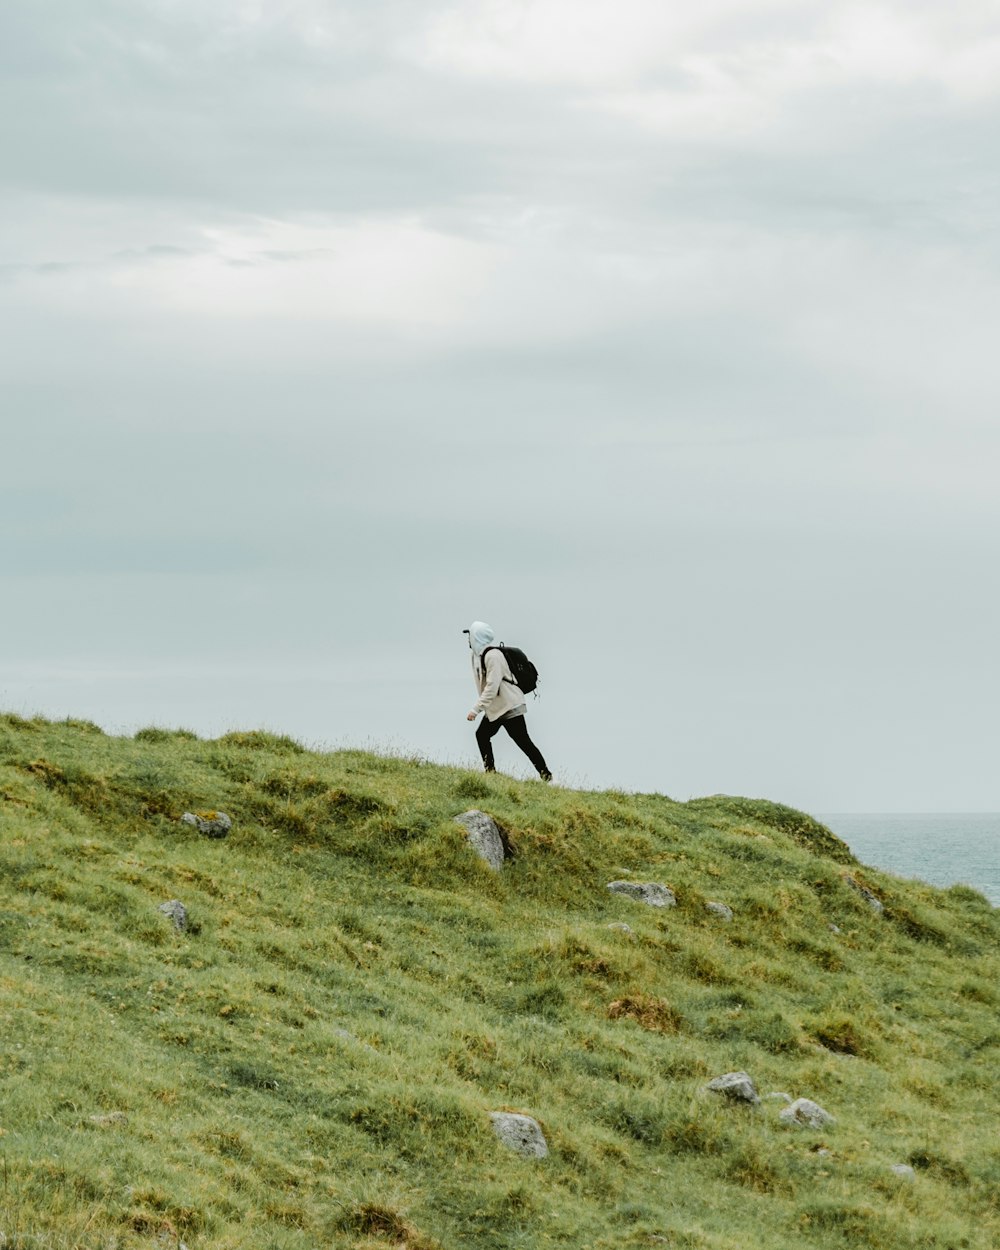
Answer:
[{"xmin": 482, "ymin": 644, "xmax": 539, "ymax": 696}]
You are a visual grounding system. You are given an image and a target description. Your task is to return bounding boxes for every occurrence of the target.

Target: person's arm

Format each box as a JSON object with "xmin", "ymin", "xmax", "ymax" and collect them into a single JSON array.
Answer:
[{"xmin": 470, "ymin": 650, "xmax": 504, "ymax": 717}]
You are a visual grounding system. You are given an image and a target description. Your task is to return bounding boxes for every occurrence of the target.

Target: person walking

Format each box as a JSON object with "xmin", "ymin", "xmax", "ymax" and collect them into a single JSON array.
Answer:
[{"xmin": 464, "ymin": 621, "xmax": 551, "ymax": 780}]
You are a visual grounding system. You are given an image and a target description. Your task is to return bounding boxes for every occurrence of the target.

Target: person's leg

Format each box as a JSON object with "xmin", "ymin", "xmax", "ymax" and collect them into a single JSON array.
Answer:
[
  {"xmin": 475, "ymin": 716, "xmax": 502, "ymax": 771},
  {"xmin": 503, "ymin": 716, "xmax": 551, "ymax": 779}
]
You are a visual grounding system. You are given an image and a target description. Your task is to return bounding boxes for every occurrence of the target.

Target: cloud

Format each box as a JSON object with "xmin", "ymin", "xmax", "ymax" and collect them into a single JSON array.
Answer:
[
  {"xmin": 108, "ymin": 218, "xmax": 499, "ymax": 329},
  {"xmin": 2, "ymin": 1, "xmax": 1000, "ymax": 805},
  {"xmin": 413, "ymin": 0, "xmax": 1000, "ymax": 102},
  {"xmin": 411, "ymin": 1, "xmax": 791, "ymax": 87}
]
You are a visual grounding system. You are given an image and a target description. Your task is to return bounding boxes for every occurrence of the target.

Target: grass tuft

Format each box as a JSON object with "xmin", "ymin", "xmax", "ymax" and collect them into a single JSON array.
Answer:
[{"xmin": 608, "ymin": 993, "xmax": 684, "ymax": 1033}]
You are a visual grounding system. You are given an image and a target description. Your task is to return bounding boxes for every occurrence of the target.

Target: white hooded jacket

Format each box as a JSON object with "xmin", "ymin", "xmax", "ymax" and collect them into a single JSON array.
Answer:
[{"xmin": 467, "ymin": 621, "xmax": 526, "ymax": 722}]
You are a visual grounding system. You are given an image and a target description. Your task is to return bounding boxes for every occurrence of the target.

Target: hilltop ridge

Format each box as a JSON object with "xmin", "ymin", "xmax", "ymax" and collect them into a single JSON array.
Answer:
[{"xmin": 1, "ymin": 714, "xmax": 997, "ymax": 1249}]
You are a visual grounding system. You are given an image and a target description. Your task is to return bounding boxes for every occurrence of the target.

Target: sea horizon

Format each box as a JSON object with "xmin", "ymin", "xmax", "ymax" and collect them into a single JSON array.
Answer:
[{"xmin": 819, "ymin": 811, "xmax": 1000, "ymax": 907}]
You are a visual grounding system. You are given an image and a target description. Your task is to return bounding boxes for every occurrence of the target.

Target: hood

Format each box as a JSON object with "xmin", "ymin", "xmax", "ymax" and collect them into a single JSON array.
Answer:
[{"xmin": 467, "ymin": 621, "xmax": 495, "ymax": 656}]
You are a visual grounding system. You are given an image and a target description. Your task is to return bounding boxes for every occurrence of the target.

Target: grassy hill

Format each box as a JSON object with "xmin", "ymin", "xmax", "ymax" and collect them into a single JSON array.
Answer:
[{"xmin": 1, "ymin": 714, "xmax": 997, "ymax": 1250}]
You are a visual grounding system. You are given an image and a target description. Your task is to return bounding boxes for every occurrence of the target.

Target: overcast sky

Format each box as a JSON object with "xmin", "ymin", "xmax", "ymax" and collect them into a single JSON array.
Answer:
[{"xmin": 3, "ymin": 1, "xmax": 999, "ymax": 812}]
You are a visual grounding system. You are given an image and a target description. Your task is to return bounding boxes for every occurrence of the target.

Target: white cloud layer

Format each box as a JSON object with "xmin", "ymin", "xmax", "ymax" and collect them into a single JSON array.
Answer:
[
  {"xmin": 2, "ymin": 0, "xmax": 999, "ymax": 810},
  {"xmin": 415, "ymin": 0, "xmax": 1000, "ymax": 97}
]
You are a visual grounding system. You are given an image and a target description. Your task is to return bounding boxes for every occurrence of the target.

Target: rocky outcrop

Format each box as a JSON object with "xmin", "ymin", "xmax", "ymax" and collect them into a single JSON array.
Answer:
[
  {"xmin": 607, "ymin": 881, "xmax": 676, "ymax": 908},
  {"xmin": 845, "ymin": 875, "xmax": 883, "ymax": 914},
  {"xmin": 489, "ymin": 1112, "xmax": 549, "ymax": 1158},
  {"xmin": 705, "ymin": 901, "xmax": 733, "ymax": 922},
  {"xmin": 706, "ymin": 1071, "xmax": 760, "ymax": 1105},
  {"xmin": 158, "ymin": 900, "xmax": 187, "ymax": 932},
  {"xmin": 454, "ymin": 810, "xmax": 506, "ymax": 871},
  {"xmin": 182, "ymin": 811, "xmax": 232, "ymax": 839},
  {"xmin": 779, "ymin": 1098, "xmax": 835, "ymax": 1129}
]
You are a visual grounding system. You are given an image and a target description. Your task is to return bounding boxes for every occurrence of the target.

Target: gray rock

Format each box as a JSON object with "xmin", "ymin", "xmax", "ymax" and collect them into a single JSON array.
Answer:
[
  {"xmin": 845, "ymin": 875, "xmax": 883, "ymax": 914},
  {"xmin": 158, "ymin": 900, "xmax": 187, "ymax": 932},
  {"xmin": 890, "ymin": 1164, "xmax": 916, "ymax": 1180},
  {"xmin": 489, "ymin": 1112, "xmax": 549, "ymax": 1159},
  {"xmin": 765, "ymin": 1092, "xmax": 793, "ymax": 1104},
  {"xmin": 706, "ymin": 1071, "xmax": 760, "ymax": 1105},
  {"xmin": 606, "ymin": 922, "xmax": 633, "ymax": 934},
  {"xmin": 779, "ymin": 1098, "xmax": 835, "ymax": 1129},
  {"xmin": 181, "ymin": 810, "xmax": 232, "ymax": 839},
  {"xmin": 454, "ymin": 809, "xmax": 505, "ymax": 871},
  {"xmin": 607, "ymin": 881, "xmax": 677, "ymax": 908},
  {"xmin": 705, "ymin": 901, "xmax": 733, "ymax": 922},
  {"xmin": 828, "ymin": 923, "xmax": 842, "ymax": 934}
]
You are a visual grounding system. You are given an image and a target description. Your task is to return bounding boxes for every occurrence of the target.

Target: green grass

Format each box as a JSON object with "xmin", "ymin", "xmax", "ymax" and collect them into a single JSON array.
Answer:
[{"xmin": 0, "ymin": 713, "xmax": 997, "ymax": 1249}]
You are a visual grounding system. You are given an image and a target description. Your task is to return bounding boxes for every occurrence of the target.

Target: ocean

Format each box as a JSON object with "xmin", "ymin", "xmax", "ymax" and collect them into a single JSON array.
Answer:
[{"xmin": 819, "ymin": 813, "xmax": 1000, "ymax": 908}]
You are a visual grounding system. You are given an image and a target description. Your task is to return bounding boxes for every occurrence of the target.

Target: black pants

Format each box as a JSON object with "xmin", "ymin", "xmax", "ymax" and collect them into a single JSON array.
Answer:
[{"xmin": 476, "ymin": 713, "xmax": 549, "ymax": 776}]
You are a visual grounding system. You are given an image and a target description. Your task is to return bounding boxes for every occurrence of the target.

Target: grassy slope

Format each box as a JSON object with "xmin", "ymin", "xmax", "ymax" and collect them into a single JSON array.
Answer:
[{"xmin": 0, "ymin": 714, "xmax": 998, "ymax": 1250}]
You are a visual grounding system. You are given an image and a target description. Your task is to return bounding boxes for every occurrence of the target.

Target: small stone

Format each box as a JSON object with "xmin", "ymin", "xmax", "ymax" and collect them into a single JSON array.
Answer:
[
  {"xmin": 765, "ymin": 1092, "xmax": 793, "ymax": 1104},
  {"xmin": 489, "ymin": 1112, "xmax": 549, "ymax": 1158},
  {"xmin": 158, "ymin": 900, "xmax": 187, "ymax": 932},
  {"xmin": 706, "ymin": 1071, "xmax": 760, "ymax": 1104},
  {"xmin": 607, "ymin": 881, "xmax": 677, "ymax": 908},
  {"xmin": 779, "ymin": 1098, "xmax": 835, "ymax": 1129},
  {"xmin": 845, "ymin": 875, "xmax": 883, "ymax": 914},
  {"xmin": 88, "ymin": 1112, "xmax": 128, "ymax": 1128},
  {"xmin": 828, "ymin": 923, "xmax": 842, "ymax": 934},
  {"xmin": 454, "ymin": 809, "xmax": 506, "ymax": 871},
  {"xmin": 705, "ymin": 901, "xmax": 733, "ymax": 922},
  {"xmin": 606, "ymin": 922, "xmax": 633, "ymax": 934},
  {"xmin": 890, "ymin": 1164, "xmax": 916, "ymax": 1180},
  {"xmin": 181, "ymin": 811, "xmax": 232, "ymax": 839}
]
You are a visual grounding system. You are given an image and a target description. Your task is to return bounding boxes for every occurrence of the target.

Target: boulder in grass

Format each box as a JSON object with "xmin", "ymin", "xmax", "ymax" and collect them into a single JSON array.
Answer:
[
  {"xmin": 454, "ymin": 809, "xmax": 506, "ymax": 871},
  {"xmin": 182, "ymin": 810, "xmax": 232, "ymax": 839},
  {"xmin": 890, "ymin": 1164, "xmax": 916, "ymax": 1181},
  {"xmin": 706, "ymin": 1071, "xmax": 760, "ymax": 1105},
  {"xmin": 607, "ymin": 881, "xmax": 677, "ymax": 908},
  {"xmin": 779, "ymin": 1098, "xmax": 835, "ymax": 1129},
  {"xmin": 705, "ymin": 901, "xmax": 733, "ymax": 922},
  {"xmin": 490, "ymin": 1112, "xmax": 549, "ymax": 1159},
  {"xmin": 845, "ymin": 875, "xmax": 883, "ymax": 914},
  {"xmin": 158, "ymin": 900, "xmax": 187, "ymax": 932}
]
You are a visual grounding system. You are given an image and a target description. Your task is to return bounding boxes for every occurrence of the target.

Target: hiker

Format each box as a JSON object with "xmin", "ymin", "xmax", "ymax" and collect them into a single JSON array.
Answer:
[{"xmin": 464, "ymin": 621, "xmax": 551, "ymax": 780}]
